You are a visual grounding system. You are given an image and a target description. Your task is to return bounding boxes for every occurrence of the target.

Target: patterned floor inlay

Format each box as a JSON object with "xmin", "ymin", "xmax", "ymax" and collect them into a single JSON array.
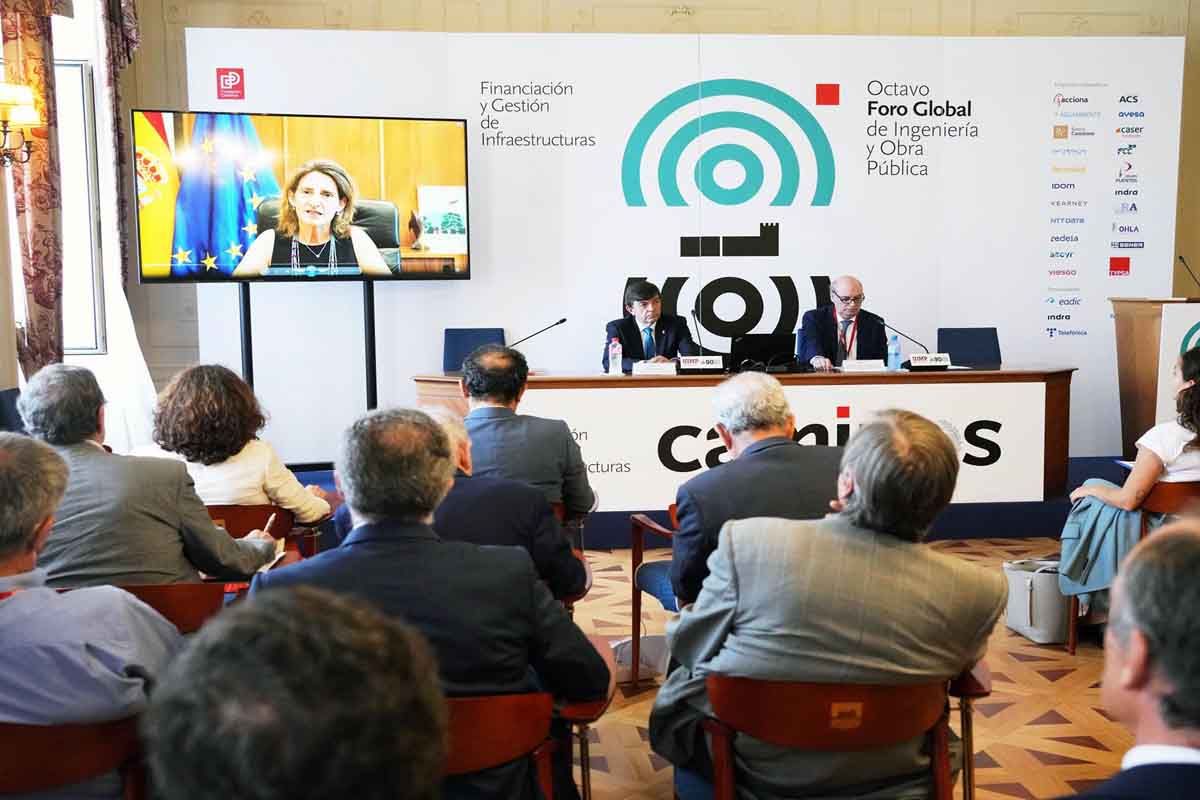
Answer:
[{"xmin": 572, "ymin": 538, "xmax": 1130, "ymax": 799}]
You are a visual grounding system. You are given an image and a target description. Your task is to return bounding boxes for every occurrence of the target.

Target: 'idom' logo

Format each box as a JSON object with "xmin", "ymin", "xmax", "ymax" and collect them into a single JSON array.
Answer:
[{"xmin": 621, "ymin": 79, "xmax": 836, "ymax": 207}]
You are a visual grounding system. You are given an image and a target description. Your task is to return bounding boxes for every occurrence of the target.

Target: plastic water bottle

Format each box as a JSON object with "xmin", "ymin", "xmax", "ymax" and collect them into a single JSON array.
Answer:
[
  {"xmin": 887, "ymin": 334, "xmax": 902, "ymax": 371},
  {"xmin": 608, "ymin": 337, "xmax": 623, "ymax": 375}
]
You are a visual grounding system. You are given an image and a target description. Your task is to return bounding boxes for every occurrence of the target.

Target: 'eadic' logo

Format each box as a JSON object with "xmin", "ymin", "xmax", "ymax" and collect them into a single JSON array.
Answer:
[{"xmin": 216, "ymin": 68, "xmax": 244, "ymax": 100}]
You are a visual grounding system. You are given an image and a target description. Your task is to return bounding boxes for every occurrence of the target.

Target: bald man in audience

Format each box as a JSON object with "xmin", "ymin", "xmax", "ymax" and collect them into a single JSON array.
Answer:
[
  {"xmin": 0, "ymin": 432, "xmax": 182, "ymax": 800},
  {"xmin": 17, "ymin": 364, "xmax": 276, "ymax": 586},
  {"xmin": 1057, "ymin": 523, "xmax": 1200, "ymax": 799},
  {"xmin": 797, "ymin": 275, "xmax": 888, "ymax": 371}
]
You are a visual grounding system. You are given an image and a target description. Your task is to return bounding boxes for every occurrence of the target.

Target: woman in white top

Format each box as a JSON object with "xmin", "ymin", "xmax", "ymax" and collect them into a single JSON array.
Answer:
[
  {"xmin": 147, "ymin": 365, "xmax": 333, "ymax": 524},
  {"xmin": 1071, "ymin": 348, "xmax": 1200, "ymax": 509}
]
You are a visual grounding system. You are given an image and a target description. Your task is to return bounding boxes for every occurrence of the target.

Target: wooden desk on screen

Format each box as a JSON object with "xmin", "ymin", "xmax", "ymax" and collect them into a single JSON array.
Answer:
[
  {"xmin": 400, "ymin": 247, "xmax": 468, "ymax": 274},
  {"xmin": 415, "ymin": 366, "xmax": 1075, "ymax": 507}
]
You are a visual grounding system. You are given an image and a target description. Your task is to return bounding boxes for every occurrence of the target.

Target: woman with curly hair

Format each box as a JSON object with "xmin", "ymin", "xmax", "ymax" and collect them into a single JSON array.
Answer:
[
  {"xmin": 1060, "ymin": 345, "xmax": 1200, "ymax": 618},
  {"xmin": 144, "ymin": 365, "xmax": 333, "ymax": 523}
]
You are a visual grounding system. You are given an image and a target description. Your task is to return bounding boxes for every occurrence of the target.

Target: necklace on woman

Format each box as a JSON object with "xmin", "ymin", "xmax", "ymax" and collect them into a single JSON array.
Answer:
[
  {"xmin": 290, "ymin": 235, "xmax": 339, "ymax": 275},
  {"xmin": 299, "ymin": 239, "xmax": 329, "ymax": 259}
]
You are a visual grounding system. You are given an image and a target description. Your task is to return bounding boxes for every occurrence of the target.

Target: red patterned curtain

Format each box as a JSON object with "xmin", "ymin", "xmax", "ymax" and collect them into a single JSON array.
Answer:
[
  {"xmin": 1, "ymin": 0, "xmax": 72, "ymax": 377},
  {"xmin": 98, "ymin": 0, "xmax": 137, "ymax": 286}
]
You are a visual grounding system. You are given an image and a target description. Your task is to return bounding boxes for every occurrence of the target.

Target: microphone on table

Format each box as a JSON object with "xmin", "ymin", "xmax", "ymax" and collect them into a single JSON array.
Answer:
[
  {"xmin": 689, "ymin": 307, "xmax": 709, "ymax": 355},
  {"xmin": 1179, "ymin": 256, "xmax": 1200, "ymax": 294},
  {"xmin": 509, "ymin": 318, "xmax": 567, "ymax": 349},
  {"xmin": 882, "ymin": 321, "xmax": 931, "ymax": 354}
]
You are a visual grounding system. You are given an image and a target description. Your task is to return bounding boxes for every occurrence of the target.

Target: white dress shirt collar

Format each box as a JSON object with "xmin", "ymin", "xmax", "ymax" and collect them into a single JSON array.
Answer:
[{"xmin": 1122, "ymin": 744, "xmax": 1200, "ymax": 770}]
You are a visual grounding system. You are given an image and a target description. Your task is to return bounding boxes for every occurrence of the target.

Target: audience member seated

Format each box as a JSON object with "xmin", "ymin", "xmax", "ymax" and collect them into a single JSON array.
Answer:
[
  {"xmin": 141, "ymin": 363, "xmax": 333, "ymax": 523},
  {"xmin": 144, "ymin": 586, "xmax": 445, "ymax": 800},
  {"xmin": 1057, "ymin": 521, "xmax": 1200, "ymax": 799},
  {"xmin": 332, "ymin": 406, "xmax": 586, "ymax": 599},
  {"xmin": 17, "ymin": 364, "xmax": 276, "ymax": 586},
  {"xmin": 1061, "ymin": 346, "xmax": 1200, "ymax": 620},
  {"xmin": 667, "ymin": 372, "xmax": 842, "ymax": 607},
  {"xmin": 461, "ymin": 344, "xmax": 596, "ymax": 516},
  {"xmin": 0, "ymin": 432, "xmax": 182, "ymax": 800},
  {"xmin": 251, "ymin": 408, "xmax": 610, "ymax": 800},
  {"xmin": 650, "ymin": 409, "xmax": 1007, "ymax": 799}
]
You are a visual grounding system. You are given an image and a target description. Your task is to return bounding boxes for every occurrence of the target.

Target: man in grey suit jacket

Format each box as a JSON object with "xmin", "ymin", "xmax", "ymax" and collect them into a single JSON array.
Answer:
[
  {"xmin": 670, "ymin": 372, "xmax": 842, "ymax": 606},
  {"xmin": 650, "ymin": 409, "xmax": 1007, "ymax": 800},
  {"xmin": 17, "ymin": 364, "xmax": 276, "ymax": 586},
  {"xmin": 461, "ymin": 344, "xmax": 595, "ymax": 516}
]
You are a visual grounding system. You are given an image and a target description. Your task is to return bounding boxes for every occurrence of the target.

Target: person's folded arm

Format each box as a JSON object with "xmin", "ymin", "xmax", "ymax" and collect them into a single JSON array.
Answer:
[
  {"xmin": 1070, "ymin": 445, "xmax": 1163, "ymax": 511},
  {"xmin": 561, "ymin": 422, "xmax": 595, "ymax": 515},
  {"xmin": 526, "ymin": 555, "xmax": 609, "ymax": 701},
  {"xmin": 176, "ymin": 468, "xmax": 275, "ymax": 579},
  {"xmin": 262, "ymin": 442, "xmax": 332, "ymax": 523}
]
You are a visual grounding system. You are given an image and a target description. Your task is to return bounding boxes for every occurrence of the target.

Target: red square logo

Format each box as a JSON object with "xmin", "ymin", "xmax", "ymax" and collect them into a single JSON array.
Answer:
[
  {"xmin": 815, "ymin": 84, "xmax": 840, "ymax": 106},
  {"xmin": 1109, "ymin": 256, "xmax": 1131, "ymax": 276},
  {"xmin": 836, "ymin": 405, "xmax": 850, "ymax": 419},
  {"xmin": 216, "ymin": 68, "xmax": 244, "ymax": 100}
]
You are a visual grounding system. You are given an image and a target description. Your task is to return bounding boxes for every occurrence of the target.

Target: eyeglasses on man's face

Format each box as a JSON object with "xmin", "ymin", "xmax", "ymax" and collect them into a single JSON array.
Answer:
[{"xmin": 831, "ymin": 289, "xmax": 865, "ymax": 305}]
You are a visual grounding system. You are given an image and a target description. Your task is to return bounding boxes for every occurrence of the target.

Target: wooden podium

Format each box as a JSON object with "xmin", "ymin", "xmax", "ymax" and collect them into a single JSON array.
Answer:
[{"xmin": 1110, "ymin": 297, "xmax": 1200, "ymax": 457}]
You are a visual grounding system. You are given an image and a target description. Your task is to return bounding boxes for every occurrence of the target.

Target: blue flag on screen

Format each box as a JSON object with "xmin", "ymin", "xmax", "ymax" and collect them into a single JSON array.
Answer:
[{"xmin": 170, "ymin": 113, "xmax": 281, "ymax": 277}]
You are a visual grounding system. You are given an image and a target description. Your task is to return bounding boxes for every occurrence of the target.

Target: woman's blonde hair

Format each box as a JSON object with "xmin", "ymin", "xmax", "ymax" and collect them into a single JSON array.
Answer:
[{"xmin": 277, "ymin": 159, "xmax": 357, "ymax": 239}]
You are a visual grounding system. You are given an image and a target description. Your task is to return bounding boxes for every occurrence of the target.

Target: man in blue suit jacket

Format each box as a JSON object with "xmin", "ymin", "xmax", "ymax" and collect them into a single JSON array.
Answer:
[
  {"xmin": 253, "ymin": 408, "xmax": 610, "ymax": 800},
  {"xmin": 461, "ymin": 344, "xmax": 596, "ymax": 516},
  {"xmin": 1056, "ymin": 525, "xmax": 1200, "ymax": 800},
  {"xmin": 797, "ymin": 275, "xmax": 887, "ymax": 371},
  {"xmin": 331, "ymin": 408, "xmax": 587, "ymax": 600},
  {"xmin": 669, "ymin": 372, "xmax": 842, "ymax": 606},
  {"xmin": 602, "ymin": 280, "xmax": 698, "ymax": 373}
]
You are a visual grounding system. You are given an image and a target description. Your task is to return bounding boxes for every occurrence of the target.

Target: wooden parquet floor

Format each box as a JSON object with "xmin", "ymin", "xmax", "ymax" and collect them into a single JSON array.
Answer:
[{"xmin": 571, "ymin": 539, "xmax": 1129, "ymax": 800}]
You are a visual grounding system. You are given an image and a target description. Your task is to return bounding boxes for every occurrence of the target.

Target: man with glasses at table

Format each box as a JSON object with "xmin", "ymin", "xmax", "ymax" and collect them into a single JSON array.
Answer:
[{"xmin": 797, "ymin": 275, "xmax": 888, "ymax": 371}]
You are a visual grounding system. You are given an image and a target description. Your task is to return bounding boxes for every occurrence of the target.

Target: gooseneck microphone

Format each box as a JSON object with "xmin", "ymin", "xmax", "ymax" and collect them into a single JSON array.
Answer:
[
  {"xmin": 1179, "ymin": 256, "xmax": 1200, "ymax": 294},
  {"xmin": 882, "ymin": 321, "xmax": 931, "ymax": 354},
  {"xmin": 509, "ymin": 318, "xmax": 567, "ymax": 349},
  {"xmin": 689, "ymin": 307, "xmax": 708, "ymax": 355}
]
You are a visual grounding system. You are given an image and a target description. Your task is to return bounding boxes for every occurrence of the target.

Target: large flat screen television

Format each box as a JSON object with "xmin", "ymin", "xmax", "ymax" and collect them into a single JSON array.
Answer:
[{"xmin": 132, "ymin": 110, "xmax": 470, "ymax": 282}]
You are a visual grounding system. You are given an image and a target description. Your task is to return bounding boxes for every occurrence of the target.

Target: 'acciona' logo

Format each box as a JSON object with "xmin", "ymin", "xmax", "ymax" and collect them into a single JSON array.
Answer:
[{"xmin": 621, "ymin": 79, "xmax": 836, "ymax": 207}]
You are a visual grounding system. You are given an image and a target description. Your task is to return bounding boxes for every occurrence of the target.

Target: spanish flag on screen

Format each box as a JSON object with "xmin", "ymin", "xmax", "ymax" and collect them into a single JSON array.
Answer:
[{"xmin": 134, "ymin": 112, "xmax": 180, "ymax": 278}]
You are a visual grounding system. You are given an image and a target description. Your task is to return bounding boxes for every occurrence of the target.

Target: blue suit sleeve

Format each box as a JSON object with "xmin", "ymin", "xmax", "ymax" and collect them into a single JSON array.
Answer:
[
  {"xmin": 526, "ymin": 495, "xmax": 587, "ymax": 598},
  {"xmin": 670, "ymin": 484, "xmax": 710, "ymax": 605},
  {"xmin": 797, "ymin": 308, "xmax": 827, "ymax": 363}
]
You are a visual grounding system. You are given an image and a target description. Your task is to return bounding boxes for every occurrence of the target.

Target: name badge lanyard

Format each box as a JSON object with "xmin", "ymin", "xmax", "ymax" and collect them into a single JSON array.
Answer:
[{"xmin": 834, "ymin": 307, "xmax": 859, "ymax": 357}]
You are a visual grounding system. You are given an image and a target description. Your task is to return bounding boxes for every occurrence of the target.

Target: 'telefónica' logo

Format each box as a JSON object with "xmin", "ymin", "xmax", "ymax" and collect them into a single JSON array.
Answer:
[
  {"xmin": 658, "ymin": 405, "xmax": 1003, "ymax": 472},
  {"xmin": 622, "ymin": 79, "xmax": 836, "ymax": 207},
  {"xmin": 216, "ymin": 68, "xmax": 244, "ymax": 100}
]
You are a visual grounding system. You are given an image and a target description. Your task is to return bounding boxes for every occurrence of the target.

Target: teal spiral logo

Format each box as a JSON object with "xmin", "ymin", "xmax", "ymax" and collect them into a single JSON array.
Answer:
[
  {"xmin": 1180, "ymin": 322, "xmax": 1200, "ymax": 355},
  {"xmin": 622, "ymin": 79, "xmax": 835, "ymax": 207}
]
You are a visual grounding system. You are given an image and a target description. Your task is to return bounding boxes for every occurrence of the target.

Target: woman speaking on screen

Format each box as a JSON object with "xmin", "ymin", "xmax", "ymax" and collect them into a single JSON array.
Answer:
[{"xmin": 234, "ymin": 159, "xmax": 391, "ymax": 278}]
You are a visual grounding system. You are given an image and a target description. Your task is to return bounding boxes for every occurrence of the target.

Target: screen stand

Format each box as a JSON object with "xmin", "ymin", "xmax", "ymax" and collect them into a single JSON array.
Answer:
[
  {"xmin": 363, "ymin": 280, "xmax": 378, "ymax": 410},
  {"xmin": 239, "ymin": 282, "xmax": 254, "ymax": 387}
]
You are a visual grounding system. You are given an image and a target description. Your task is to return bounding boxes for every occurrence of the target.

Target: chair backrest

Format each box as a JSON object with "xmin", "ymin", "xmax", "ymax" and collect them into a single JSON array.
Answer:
[
  {"xmin": 443, "ymin": 328, "xmax": 505, "ymax": 373},
  {"xmin": 1142, "ymin": 480, "xmax": 1200, "ymax": 515},
  {"xmin": 207, "ymin": 504, "xmax": 295, "ymax": 538},
  {"xmin": 256, "ymin": 198, "xmax": 401, "ymax": 248},
  {"xmin": 936, "ymin": 327, "xmax": 1001, "ymax": 369},
  {"xmin": 668, "ymin": 503, "xmax": 679, "ymax": 530},
  {"xmin": 704, "ymin": 675, "xmax": 948, "ymax": 751},
  {"xmin": 444, "ymin": 693, "xmax": 555, "ymax": 796},
  {"xmin": 120, "ymin": 583, "xmax": 226, "ymax": 634},
  {"xmin": 0, "ymin": 716, "xmax": 144, "ymax": 797}
]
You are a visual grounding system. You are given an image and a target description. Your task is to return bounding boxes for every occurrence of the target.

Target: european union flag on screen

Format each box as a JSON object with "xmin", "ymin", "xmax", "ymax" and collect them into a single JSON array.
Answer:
[{"xmin": 170, "ymin": 113, "xmax": 281, "ymax": 277}]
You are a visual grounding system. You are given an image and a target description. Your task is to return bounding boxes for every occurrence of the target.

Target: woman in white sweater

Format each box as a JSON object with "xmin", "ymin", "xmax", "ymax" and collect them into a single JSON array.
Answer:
[{"xmin": 144, "ymin": 365, "xmax": 333, "ymax": 524}]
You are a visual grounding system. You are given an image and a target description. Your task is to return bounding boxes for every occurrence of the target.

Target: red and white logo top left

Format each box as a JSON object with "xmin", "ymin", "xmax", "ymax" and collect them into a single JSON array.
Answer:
[{"xmin": 216, "ymin": 68, "xmax": 245, "ymax": 100}]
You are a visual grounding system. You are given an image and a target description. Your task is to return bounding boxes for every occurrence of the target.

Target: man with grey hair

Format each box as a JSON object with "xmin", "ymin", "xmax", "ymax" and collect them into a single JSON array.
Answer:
[
  {"xmin": 329, "ymin": 407, "xmax": 586, "ymax": 598},
  {"xmin": 17, "ymin": 364, "xmax": 276, "ymax": 586},
  {"xmin": 0, "ymin": 432, "xmax": 182, "ymax": 800},
  {"xmin": 797, "ymin": 274, "xmax": 888, "ymax": 371},
  {"xmin": 252, "ymin": 407, "xmax": 610, "ymax": 800},
  {"xmin": 651, "ymin": 409, "xmax": 1006, "ymax": 798},
  {"xmin": 661, "ymin": 372, "xmax": 842, "ymax": 607},
  {"xmin": 1059, "ymin": 524, "xmax": 1200, "ymax": 799}
]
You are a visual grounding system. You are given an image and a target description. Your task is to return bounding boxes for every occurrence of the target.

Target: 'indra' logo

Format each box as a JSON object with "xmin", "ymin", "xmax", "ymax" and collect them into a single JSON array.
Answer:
[{"xmin": 621, "ymin": 79, "xmax": 836, "ymax": 207}]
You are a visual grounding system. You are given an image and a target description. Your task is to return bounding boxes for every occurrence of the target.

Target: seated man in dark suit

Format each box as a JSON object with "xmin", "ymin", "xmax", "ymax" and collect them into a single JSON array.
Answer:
[
  {"xmin": 666, "ymin": 372, "xmax": 842, "ymax": 607},
  {"xmin": 16, "ymin": 364, "xmax": 276, "ymax": 586},
  {"xmin": 602, "ymin": 279, "xmax": 699, "ymax": 373},
  {"xmin": 797, "ymin": 274, "xmax": 887, "ymax": 371},
  {"xmin": 252, "ymin": 408, "xmax": 610, "ymax": 800},
  {"xmin": 145, "ymin": 587, "xmax": 445, "ymax": 800},
  {"xmin": 461, "ymin": 344, "xmax": 596, "ymax": 516},
  {"xmin": 332, "ymin": 407, "xmax": 587, "ymax": 599},
  {"xmin": 1056, "ymin": 523, "xmax": 1200, "ymax": 800}
]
